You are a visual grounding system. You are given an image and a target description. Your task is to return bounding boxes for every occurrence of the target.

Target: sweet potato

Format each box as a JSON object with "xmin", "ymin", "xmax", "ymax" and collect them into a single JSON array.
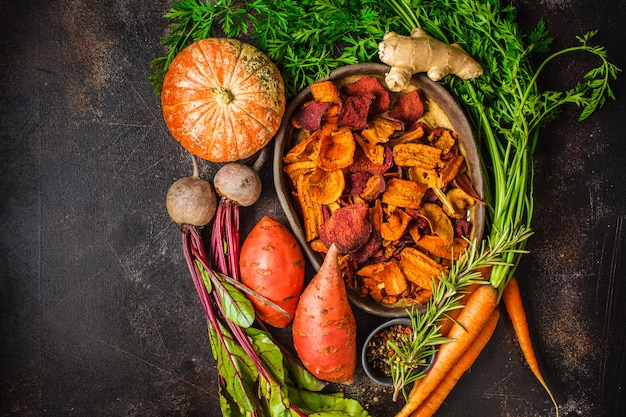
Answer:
[
  {"xmin": 239, "ymin": 217, "xmax": 305, "ymax": 328},
  {"xmin": 292, "ymin": 244, "xmax": 357, "ymax": 384}
]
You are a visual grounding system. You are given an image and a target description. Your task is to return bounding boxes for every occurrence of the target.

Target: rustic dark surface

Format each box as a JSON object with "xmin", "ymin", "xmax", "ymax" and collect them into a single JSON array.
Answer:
[{"xmin": 1, "ymin": 1, "xmax": 624, "ymax": 416}]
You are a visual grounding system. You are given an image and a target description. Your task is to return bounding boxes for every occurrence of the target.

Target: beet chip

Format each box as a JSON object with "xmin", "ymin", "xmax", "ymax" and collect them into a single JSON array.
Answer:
[
  {"xmin": 318, "ymin": 202, "xmax": 372, "ymax": 253},
  {"xmin": 388, "ymin": 90, "xmax": 425, "ymax": 125},
  {"xmin": 341, "ymin": 75, "xmax": 390, "ymax": 117},
  {"xmin": 292, "ymin": 100, "xmax": 333, "ymax": 131},
  {"xmin": 337, "ymin": 95, "xmax": 372, "ymax": 130}
]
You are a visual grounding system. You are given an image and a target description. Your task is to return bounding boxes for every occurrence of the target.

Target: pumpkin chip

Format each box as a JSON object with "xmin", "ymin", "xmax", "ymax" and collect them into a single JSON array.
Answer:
[
  {"xmin": 431, "ymin": 128, "xmax": 457, "ymax": 154},
  {"xmin": 399, "ymin": 247, "xmax": 446, "ymax": 290},
  {"xmin": 381, "ymin": 178, "xmax": 427, "ymax": 209},
  {"xmin": 317, "ymin": 127, "xmax": 356, "ymax": 170}
]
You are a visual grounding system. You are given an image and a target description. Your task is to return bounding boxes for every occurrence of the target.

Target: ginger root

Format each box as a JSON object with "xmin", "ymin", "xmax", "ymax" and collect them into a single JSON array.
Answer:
[{"xmin": 378, "ymin": 28, "xmax": 483, "ymax": 91}]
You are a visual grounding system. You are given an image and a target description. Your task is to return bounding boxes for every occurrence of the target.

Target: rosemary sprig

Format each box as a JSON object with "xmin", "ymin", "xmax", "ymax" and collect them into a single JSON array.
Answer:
[{"xmin": 388, "ymin": 226, "xmax": 533, "ymax": 400}]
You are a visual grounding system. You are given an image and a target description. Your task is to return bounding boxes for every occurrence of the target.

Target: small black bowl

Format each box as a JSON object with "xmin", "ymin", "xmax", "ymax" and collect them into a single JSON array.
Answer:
[{"xmin": 361, "ymin": 318, "xmax": 435, "ymax": 386}]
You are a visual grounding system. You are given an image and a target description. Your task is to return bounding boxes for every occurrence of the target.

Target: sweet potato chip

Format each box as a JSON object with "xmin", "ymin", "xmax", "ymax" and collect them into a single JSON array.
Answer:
[
  {"xmin": 283, "ymin": 132, "xmax": 319, "ymax": 164},
  {"xmin": 393, "ymin": 142, "xmax": 443, "ymax": 169},
  {"xmin": 369, "ymin": 199, "xmax": 383, "ymax": 234},
  {"xmin": 360, "ymin": 174, "xmax": 386, "ymax": 201},
  {"xmin": 379, "ymin": 260, "xmax": 408, "ymax": 296},
  {"xmin": 296, "ymin": 172, "xmax": 325, "ymax": 242},
  {"xmin": 381, "ymin": 207, "xmax": 412, "ymax": 242},
  {"xmin": 381, "ymin": 178, "xmax": 427, "ymax": 209},
  {"xmin": 399, "ymin": 247, "xmax": 446, "ymax": 289},
  {"xmin": 308, "ymin": 168, "xmax": 345, "ymax": 205},
  {"xmin": 389, "ymin": 123, "xmax": 427, "ymax": 146},
  {"xmin": 388, "ymin": 89, "xmax": 425, "ymax": 124},
  {"xmin": 283, "ymin": 160, "xmax": 316, "ymax": 184},
  {"xmin": 317, "ymin": 126, "xmax": 356, "ymax": 170},
  {"xmin": 439, "ymin": 154, "xmax": 466, "ymax": 183},
  {"xmin": 361, "ymin": 117, "xmax": 400, "ymax": 145},
  {"xmin": 319, "ymin": 202, "xmax": 372, "ymax": 253},
  {"xmin": 419, "ymin": 202, "xmax": 454, "ymax": 243},
  {"xmin": 292, "ymin": 100, "xmax": 333, "ymax": 131},
  {"xmin": 355, "ymin": 133, "xmax": 386, "ymax": 165},
  {"xmin": 431, "ymin": 128, "xmax": 457, "ymax": 154},
  {"xmin": 348, "ymin": 145, "xmax": 393, "ymax": 175},
  {"xmin": 415, "ymin": 235, "xmax": 469, "ymax": 260},
  {"xmin": 310, "ymin": 80, "xmax": 340, "ymax": 103}
]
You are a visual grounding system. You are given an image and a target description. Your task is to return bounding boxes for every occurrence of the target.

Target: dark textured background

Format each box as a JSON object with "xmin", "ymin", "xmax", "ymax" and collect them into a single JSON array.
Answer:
[{"xmin": 1, "ymin": 1, "xmax": 624, "ymax": 416}]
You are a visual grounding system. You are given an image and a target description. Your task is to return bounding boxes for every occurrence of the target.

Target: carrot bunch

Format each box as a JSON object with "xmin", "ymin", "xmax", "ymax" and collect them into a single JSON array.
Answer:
[{"xmin": 393, "ymin": 274, "xmax": 558, "ymax": 417}]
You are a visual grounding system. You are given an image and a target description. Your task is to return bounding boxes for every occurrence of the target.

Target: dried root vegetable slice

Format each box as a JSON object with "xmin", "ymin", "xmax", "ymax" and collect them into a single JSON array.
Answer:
[
  {"xmin": 430, "ymin": 128, "xmax": 457, "ymax": 153},
  {"xmin": 420, "ymin": 202, "xmax": 455, "ymax": 243},
  {"xmin": 284, "ymin": 160, "xmax": 317, "ymax": 185},
  {"xmin": 317, "ymin": 127, "xmax": 356, "ymax": 170},
  {"xmin": 292, "ymin": 100, "xmax": 333, "ymax": 131},
  {"xmin": 296, "ymin": 172, "xmax": 325, "ymax": 242},
  {"xmin": 308, "ymin": 168, "xmax": 345, "ymax": 205},
  {"xmin": 439, "ymin": 154, "xmax": 466, "ymax": 183},
  {"xmin": 361, "ymin": 117, "xmax": 401, "ymax": 145},
  {"xmin": 283, "ymin": 132, "xmax": 320, "ymax": 164},
  {"xmin": 381, "ymin": 207, "xmax": 413, "ymax": 242},
  {"xmin": 358, "ymin": 259, "xmax": 408, "ymax": 297},
  {"xmin": 382, "ymin": 178, "xmax": 427, "ymax": 209},
  {"xmin": 415, "ymin": 235, "xmax": 469, "ymax": 260},
  {"xmin": 310, "ymin": 80, "xmax": 340, "ymax": 103},
  {"xmin": 393, "ymin": 142, "xmax": 443, "ymax": 169},
  {"xmin": 360, "ymin": 174, "xmax": 386, "ymax": 201},
  {"xmin": 318, "ymin": 202, "xmax": 372, "ymax": 253},
  {"xmin": 444, "ymin": 187, "xmax": 477, "ymax": 218},
  {"xmin": 399, "ymin": 247, "xmax": 447, "ymax": 290},
  {"xmin": 387, "ymin": 89, "xmax": 425, "ymax": 124},
  {"xmin": 355, "ymin": 133, "xmax": 386, "ymax": 165}
]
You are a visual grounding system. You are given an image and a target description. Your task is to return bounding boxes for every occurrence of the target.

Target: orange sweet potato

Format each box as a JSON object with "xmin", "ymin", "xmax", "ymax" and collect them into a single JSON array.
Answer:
[
  {"xmin": 239, "ymin": 217, "xmax": 305, "ymax": 328},
  {"xmin": 292, "ymin": 244, "xmax": 357, "ymax": 384}
]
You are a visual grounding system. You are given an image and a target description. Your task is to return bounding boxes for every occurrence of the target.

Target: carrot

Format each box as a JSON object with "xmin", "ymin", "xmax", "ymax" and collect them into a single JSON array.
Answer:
[
  {"xmin": 412, "ymin": 309, "xmax": 500, "ymax": 417},
  {"xmin": 395, "ymin": 283, "xmax": 498, "ymax": 417},
  {"xmin": 502, "ymin": 276, "xmax": 559, "ymax": 416},
  {"xmin": 438, "ymin": 283, "xmax": 481, "ymax": 337},
  {"xmin": 291, "ymin": 243, "xmax": 357, "ymax": 384}
]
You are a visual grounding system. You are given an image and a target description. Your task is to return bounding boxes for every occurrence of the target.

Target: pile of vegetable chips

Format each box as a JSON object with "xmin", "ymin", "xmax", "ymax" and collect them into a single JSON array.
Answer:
[{"xmin": 283, "ymin": 75, "xmax": 483, "ymax": 307}]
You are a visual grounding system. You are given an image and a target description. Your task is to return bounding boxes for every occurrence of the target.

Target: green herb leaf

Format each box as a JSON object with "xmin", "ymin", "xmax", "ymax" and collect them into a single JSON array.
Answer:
[{"xmin": 213, "ymin": 271, "xmax": 255, "ymax": 328}]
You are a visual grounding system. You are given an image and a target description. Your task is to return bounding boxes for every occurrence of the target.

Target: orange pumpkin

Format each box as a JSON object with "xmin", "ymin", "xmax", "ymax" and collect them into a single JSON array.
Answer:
[{"xmin": 161, "ymin": 38, "xmax": 286, "ymax": 162}]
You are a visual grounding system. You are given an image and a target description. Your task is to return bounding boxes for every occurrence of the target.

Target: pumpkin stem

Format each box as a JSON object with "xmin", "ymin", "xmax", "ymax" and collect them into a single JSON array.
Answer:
[{"xmin": 212, "ymin": 87, "xmax": 234, "ymax": 105}]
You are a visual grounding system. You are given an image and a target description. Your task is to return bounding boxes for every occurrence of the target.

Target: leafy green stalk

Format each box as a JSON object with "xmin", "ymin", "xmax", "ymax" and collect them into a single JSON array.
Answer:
[{"xmin": 182, "ymin": 226, "xmax": 371, "ymax": 416}]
